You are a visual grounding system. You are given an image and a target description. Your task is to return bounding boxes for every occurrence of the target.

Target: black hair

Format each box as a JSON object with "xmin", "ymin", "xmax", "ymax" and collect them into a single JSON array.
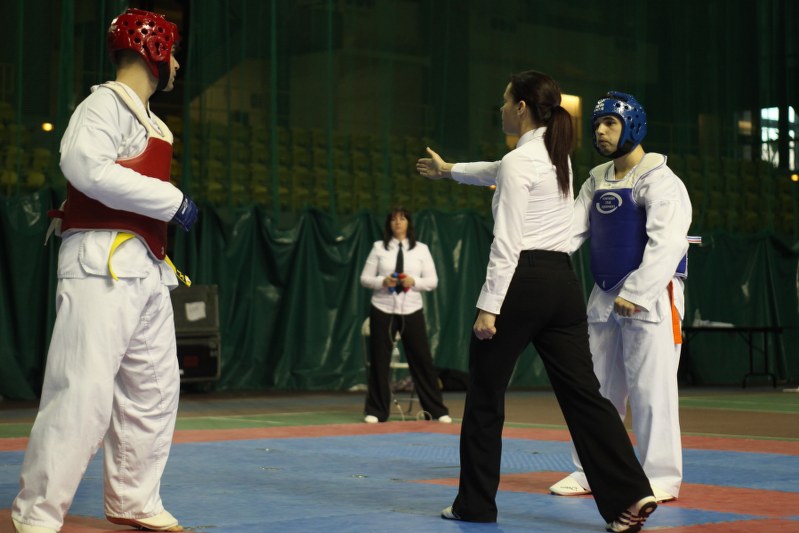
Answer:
[
  {"xmin": 508, "ymin": 70, "xmax": 573, "ymax": 197},
  {"xmin": 382, "ymin": 206, "xmax": 417, "ymax": 250}
]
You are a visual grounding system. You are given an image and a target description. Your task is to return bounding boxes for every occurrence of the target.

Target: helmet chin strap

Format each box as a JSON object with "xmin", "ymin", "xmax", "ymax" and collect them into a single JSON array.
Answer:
[
  {"xmin": 602, "ymin": 139, "xmax": 636, "ymax": 159},
  {"xmin": 155, "ymin": 62, "xmax": 170, "ymax": 92}
]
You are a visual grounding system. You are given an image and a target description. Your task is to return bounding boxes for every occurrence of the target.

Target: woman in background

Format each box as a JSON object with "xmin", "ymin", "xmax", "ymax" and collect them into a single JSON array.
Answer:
[{"xmin": 360, "ymin": 207, "xmax": 451, "ymax": 424}]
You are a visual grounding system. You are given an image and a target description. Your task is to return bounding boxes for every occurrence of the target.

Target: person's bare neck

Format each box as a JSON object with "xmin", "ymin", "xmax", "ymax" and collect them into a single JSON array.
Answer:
[
  {"xmin": 613, "ymin": 145, "xmax": 645, "ymax": 177},
  {"xmin": 517, "ymin": 116, "xmax": 539, "ymax": 138},
  {"xmin": 114, "ymin": 63, "xmax": 156, "ymax": 108}
]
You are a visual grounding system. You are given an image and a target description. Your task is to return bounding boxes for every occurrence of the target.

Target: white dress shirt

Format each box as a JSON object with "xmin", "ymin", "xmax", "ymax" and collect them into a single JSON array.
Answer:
[
  {"xmin": 360, "ymin": 238, "xmax": 438, "ymax": 315},
  {"xmin": 452, "ymin": 127, "xmax": 573, "ymax": 314}
]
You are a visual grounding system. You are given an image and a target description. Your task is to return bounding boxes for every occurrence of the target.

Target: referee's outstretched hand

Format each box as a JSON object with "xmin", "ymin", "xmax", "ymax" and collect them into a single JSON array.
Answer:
[{"xmin": 416, "ymin": 147, "xmax": 453, "ymax": 180}]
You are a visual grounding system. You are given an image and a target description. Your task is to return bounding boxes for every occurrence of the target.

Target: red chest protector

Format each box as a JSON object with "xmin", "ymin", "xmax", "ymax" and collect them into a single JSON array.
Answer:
[{"xmin": 58, "ymin": 84, "xmax": 172, "ymax": 260}]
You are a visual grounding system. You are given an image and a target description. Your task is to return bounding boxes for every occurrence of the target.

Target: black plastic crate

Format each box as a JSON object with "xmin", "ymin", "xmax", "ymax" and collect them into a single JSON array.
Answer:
[{"xmin": 176, "ymin": 335, "xmax": 221, "ymax": 382}]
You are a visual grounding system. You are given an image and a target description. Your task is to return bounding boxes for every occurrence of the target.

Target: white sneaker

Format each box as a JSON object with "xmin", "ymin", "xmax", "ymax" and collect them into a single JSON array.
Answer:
[
  {"xmin": 12, "ymin": 519, "xmax": 57, "ymax": 533},
  {"xmin": 606, "ymin": 496, "xmax": 657, "ymax": 532},
  {"xmin": 437, "ymin": 415, "xmax": 452, "ymax": 424},
  {"xmin": 364, "ymin": 415, "xmax": 379, "ymax": 423},
  {"xmin": 549, "ymin": 475, "xmax": 591, "ymax": 496},
  {"xmin": 651, "ymin": 485, "xmax": 676, "ymax": 503},
  {"xmin": 106, "ymin": 510, "xmax": 183, "ymax": 531},
  {"xmin": 441, "ymin": 506, "xmax": 461, "ymax": 520}
]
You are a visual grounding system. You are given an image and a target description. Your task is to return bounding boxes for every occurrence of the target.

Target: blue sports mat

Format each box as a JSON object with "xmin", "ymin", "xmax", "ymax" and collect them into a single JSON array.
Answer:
[{"xmin": 2, "ymin": 433, "xmax": 797, "ymax": 532}]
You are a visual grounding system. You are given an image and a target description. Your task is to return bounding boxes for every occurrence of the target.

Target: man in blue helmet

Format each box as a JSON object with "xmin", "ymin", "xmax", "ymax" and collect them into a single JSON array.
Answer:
[{"xmin": 547, "ymin": 91, "xmax": 692, "ymax": 503}]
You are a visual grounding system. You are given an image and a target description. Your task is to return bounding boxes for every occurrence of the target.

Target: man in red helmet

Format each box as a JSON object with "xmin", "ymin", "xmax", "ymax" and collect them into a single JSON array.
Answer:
[{"xmin": 11, "ymin": 8, "xmax": 195, "ymax": 533}]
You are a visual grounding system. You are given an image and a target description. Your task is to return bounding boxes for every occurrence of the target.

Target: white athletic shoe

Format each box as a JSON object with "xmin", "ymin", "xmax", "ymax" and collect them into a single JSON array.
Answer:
[
  {"xmin": 549, "ymin": 475, "xmax": 591, "ymax": 496},
  {"xmin": 12, "ymin": 519, "xmax": 57, "ymax": 533},
  {"xmin": 651, "ymin": 485, "xmax": 676, "ymax": 503},
  {"xmin": 606, "ymin": 496, "xmax": 657, "ymax": 532},
  {"xmin": 364, "ymin": 415, "xmax": 379, "ymax": 424},
  {"xmin": 437, "ymin": 415, "xmax": 453, "ymax": 423},
  {"xmin": 441, "ymin": 506, "xmax": 461, "ymax": 520},
  {"xmin": 106, "ymin": 510, "xmax": 183, "ymax": 531}
]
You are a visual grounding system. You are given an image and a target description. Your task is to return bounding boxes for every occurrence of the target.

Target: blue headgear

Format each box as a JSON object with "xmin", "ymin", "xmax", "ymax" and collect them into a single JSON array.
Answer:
[{"xmin": 592, "ymin": 91, "xmax": 647, "ymax": 158}]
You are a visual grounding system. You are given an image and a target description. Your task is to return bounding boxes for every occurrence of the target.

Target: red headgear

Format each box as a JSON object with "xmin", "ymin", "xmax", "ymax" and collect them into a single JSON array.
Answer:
[{"xmin": 107, "ymin": 8, "xmax": 179, "ymax": 91}]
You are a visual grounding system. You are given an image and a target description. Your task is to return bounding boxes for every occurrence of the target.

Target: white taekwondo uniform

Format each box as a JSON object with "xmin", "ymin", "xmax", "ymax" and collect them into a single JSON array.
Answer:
[
  {"xmin": 12, "ymin": 81, "xmax": 184, "ymax": 530},
  {"xmin": 569, "ymin": 152, "xmax": 692, "ymax": 497}
]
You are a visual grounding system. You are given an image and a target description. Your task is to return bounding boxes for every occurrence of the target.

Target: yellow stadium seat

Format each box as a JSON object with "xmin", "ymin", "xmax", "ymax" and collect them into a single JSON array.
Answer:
[
  {"xmin": 3, "ymin": 145, "xmax": 25, "ymax": 169},
  {"xmin": 308, "ymin": 128, "xmax": 325, "ymax": 150},
  {"xmin": 1, "ymin": 169, "xmax": 18, "ymax": 188},
  {"xmin": 352, "ymin": 151, "xmax": 370, "ymax": 174},
  {"xmin": 0, "ymin": 102, "xmax": 14, "ymax": 123},
  {"xmin": 5, "ymin": 124, "xmax": 29, "ymax": 146},
  {"xmin": 290, "ymin": 166, "xmax": 313, "ymax": 211},
  {"xmin": 231, "ymin": 140, "xmax": 250, "ymax": 163},
  {"xmin": 230, "ymin": 122, "xmax": 249, "ymax": 143},
  {"xmin": 165, "ymin": 115, "xmax": 183, "ymax": 136},
  {"xmin": 666, "ymin": 154, "xmax": 684, "ymax": 173},
  {"xmin": 739, "ymin": 210, "xmax": 760, "ymax": 233},
  {"xmin": 25, "ymin": 170, "xmax": 46, "ymax": 189},
  {"xmin": 704, "ymin": 208, "xmax": 723, "ymax": 230}
]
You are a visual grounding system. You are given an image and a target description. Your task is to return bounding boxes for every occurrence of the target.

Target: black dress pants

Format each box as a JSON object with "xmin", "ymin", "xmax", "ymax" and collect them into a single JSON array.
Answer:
[
  {"xmin": 364, "ymin": 306, "xmax": 449, "ymax": 421},
  {"xmin": 452, "ymin": 250, "xmax": 651, "ymax": 523}
]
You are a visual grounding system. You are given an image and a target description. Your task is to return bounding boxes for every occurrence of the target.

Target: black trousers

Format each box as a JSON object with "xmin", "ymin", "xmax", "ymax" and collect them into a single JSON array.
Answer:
[
  {"xmin": 452, "ymin": 250, "xmax": 651, "ymax": 523},
  {"xmin": 364, "ymin": 306, "xmax": 449, "ymax": 421}
]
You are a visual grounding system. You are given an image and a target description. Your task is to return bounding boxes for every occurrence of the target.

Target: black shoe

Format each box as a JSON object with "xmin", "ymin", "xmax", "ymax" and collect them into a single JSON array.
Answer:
[{"xmin": 606, "ymin": 496, "xmax": 657, "ymax": 532}]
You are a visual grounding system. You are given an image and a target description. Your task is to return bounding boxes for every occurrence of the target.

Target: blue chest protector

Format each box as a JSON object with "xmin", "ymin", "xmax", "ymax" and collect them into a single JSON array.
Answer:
[
  {"xmin": 589, "ymin": 187, "xmax": 688, "ymax": 292},
  {"xmin": 590, "ymin": 188, "xmax": 646, "ymax": 291}
]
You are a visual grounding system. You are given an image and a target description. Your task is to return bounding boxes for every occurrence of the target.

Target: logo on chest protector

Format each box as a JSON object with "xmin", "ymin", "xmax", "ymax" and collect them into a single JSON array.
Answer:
[{"xmin": 595, "ymin": 192, "xmax": 623, "ymax": 214}]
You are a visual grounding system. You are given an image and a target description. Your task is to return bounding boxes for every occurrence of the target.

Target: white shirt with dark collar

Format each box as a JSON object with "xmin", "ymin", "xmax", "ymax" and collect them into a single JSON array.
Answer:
[{"xmin": 360, "ymin": 237, "xmax": 438, "ymax": 315}]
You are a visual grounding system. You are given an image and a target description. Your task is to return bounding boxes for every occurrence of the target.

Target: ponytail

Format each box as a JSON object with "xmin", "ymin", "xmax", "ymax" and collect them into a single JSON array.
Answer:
[
  {"xmin": 544, "ymin": 106, "xmax": 574, "ymax": 198},
  {"xmin": 508, "ymin": 70, "xmax": 574, "ymax": 198}
]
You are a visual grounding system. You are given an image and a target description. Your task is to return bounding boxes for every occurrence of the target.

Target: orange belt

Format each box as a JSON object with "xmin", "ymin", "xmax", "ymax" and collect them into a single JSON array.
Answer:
[{"xmin": 667, "ymin": 281, "xmax": 682, "ymax": 344}]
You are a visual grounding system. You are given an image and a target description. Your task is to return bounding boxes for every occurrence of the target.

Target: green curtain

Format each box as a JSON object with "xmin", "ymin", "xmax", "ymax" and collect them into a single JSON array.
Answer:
[
  {"xmin": 0, "ymin": 190, "xmax": 59, "ymax": 399},
  {"xmin": 1, "ymin": 0, "xmax": 799, "ymax": 398},
  {"xmin": 170, "ymin": 204, "xmax": 501, "ymax": 391},
  {"xmin": 3, "ymin": 190, "xmax": 798, "ymax": 399}
]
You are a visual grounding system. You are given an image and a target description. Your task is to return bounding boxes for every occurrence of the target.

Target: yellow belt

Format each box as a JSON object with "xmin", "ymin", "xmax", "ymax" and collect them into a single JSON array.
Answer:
[{"xmin": 108, "ymin": 233, "xmax": 192, "ymax": 286}]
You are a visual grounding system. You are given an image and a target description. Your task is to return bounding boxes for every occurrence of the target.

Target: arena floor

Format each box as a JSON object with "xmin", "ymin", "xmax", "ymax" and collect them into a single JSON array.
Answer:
[{"xmin": 0, "ymin": 387, "xmax": 797, "ymax": 532}]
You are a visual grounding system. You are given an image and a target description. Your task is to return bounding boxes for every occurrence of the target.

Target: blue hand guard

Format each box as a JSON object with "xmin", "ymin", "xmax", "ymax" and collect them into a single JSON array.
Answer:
[{"xmin": 172, "ymin": 195, "xmax": 198, "ymax": 231}]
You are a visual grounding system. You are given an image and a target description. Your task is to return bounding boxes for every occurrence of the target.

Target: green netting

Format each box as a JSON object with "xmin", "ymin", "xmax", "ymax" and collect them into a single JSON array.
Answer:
[
  {"xmin": 0, "ymin": 0, "xmax": 798, "ymax": 398},
  {"xmin": 2, "ymin": 0, "xmax": 796, "ymax": 230}
]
